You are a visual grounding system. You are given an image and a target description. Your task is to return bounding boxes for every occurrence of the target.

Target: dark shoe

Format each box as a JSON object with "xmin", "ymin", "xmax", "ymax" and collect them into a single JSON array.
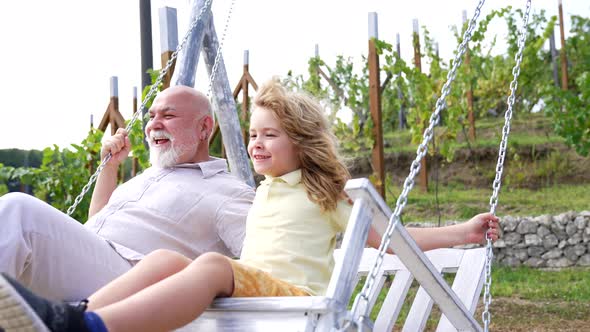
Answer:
[{"xmin": 0, "ymin": 273, "xmax": 90, "ymax": 332}]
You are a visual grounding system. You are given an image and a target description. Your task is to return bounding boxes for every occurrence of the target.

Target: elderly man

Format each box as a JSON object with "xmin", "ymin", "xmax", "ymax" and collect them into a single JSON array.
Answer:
[{"xmin": 0, "ymin": 86, "xmax": 254, "ymax": 301}]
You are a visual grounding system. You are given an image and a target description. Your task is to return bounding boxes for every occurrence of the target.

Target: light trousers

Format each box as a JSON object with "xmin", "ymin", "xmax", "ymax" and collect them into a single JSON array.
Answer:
[{"xmin": 0, "ymin": 193, "xmax": 133, "ymax": 301}]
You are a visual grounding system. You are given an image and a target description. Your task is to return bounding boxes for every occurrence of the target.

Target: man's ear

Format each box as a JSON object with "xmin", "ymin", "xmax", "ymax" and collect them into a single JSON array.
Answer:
[{"xmin": 200, "ymin": 115, "xmax": 214, "ymax": 141}]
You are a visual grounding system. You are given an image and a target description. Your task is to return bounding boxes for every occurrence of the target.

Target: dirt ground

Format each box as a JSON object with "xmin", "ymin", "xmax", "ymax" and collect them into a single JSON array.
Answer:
[
  {"xmin": 393, "ymin": 297, "xmax": 590, "ymax": 331},
  {"xmin": 475, "ymin": 298, "xmax": 590, "ymax": 332}
]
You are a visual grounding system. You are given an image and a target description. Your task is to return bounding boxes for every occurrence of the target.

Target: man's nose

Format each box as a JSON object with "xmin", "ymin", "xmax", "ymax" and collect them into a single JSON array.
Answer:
[{"xmin": 148, "ymin": 116, "xmax": 163, "ymax": 129}]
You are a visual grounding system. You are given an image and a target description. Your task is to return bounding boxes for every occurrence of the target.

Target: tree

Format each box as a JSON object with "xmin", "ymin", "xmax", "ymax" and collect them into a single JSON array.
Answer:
[{"xmin": 544, "ymin": 15, "xmax": 590, "ymax": 156}]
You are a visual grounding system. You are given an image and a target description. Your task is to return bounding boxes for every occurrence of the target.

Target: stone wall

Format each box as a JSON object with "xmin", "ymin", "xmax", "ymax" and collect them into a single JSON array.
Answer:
[
  {"xmin": 408, "ymin": 211, "xmax": 590, "ymax": 268},
  {"xmin": 493, "ymin": 211, "xmax": 590, "ymax": 268}
]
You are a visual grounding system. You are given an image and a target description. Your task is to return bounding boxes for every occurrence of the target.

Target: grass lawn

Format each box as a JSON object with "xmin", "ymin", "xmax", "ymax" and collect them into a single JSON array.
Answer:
[
  {"xmin": 351, "ymin": 266, "xmax": 590, "ymax": 331},
  {"xmin": 478, "ymin": 266, "xmax": 590, "ymax": 331},
  {"xmin": 386, "ymin": 183, "xmax": 590, "ymax": 223}
]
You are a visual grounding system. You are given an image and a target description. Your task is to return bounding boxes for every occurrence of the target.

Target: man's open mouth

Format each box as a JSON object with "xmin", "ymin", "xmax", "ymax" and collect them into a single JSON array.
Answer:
[{"xmin": 154, "ymin": 138, "xmax": 170, "ymax": 145}]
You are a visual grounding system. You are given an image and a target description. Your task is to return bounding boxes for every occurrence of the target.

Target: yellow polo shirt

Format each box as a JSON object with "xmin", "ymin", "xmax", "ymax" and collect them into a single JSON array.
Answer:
[{"xmin": 239, "ymin": 169, "xmax": 351, "ymax": 296}]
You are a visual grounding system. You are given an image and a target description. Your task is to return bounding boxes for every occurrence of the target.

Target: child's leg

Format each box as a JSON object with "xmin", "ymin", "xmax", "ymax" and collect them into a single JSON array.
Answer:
[
  {"xmin": 95, "ymin": 252, "xmax": 234, "ymax": 332},
  {"xmin": 88, "ymin": 249, "xmax": 192, "ymax": 310}
]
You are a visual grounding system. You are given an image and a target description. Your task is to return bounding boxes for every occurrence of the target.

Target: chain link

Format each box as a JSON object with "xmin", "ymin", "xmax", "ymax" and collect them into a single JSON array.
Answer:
[
  {"xmin": 67, "ymin": 0, "xmax": 220, "ymax": 216},
  {"xmin": 350, "ymin": 0, "xmax": 487, "ymax": 321},
  {"xmin": 206, "ymin": 0, "xmax": 237, "ymax": 97},
  {"xmin": 483, "ymin": 1, "xmax": 531, "ymax": 330}
]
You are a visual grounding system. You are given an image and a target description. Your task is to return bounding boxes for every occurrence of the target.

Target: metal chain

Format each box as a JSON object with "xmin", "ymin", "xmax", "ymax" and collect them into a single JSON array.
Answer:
[
  {"xmin": 483, "ymin": 1, "xmax": 531, "ymax": 330},
  {"xmin": 350, "ymin": 0, "xmax": 487, "ymax": 321},
  {"xmin": 67, "ymin": 0, "xmax": 217, "ymax": 216},
  {"xmin": 206, "ymin": 0, "xmax": 237, "ymax": 97}
]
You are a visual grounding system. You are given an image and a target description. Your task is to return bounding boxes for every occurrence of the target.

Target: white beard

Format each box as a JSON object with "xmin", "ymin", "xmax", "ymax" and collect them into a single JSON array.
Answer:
[
  {"xmin": 149, "ymin": 144, "xmax": 182, "ymax": 168},
  {"xmin": 148, "ymin": 130, "xmax": 181, "ymax": 168},
  {"xmin": 148, "ymin": 130, "xmax": 197, "ymax": 168}
]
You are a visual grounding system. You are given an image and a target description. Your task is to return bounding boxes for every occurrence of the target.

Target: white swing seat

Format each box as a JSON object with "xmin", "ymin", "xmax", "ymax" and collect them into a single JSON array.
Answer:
[
  {"xmin": 178, "ymin": 178, "xmax": 485, "ymax": 331},
  {"xmin": 351, "ymin": 247, "xmax": 485, "ymax": 332}
]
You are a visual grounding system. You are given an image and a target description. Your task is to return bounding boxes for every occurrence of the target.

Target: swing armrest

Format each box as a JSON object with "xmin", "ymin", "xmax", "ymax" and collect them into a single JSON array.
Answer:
[{"xmin": 345, "ymin": 178, "xmax": 483, "ymax": 332}]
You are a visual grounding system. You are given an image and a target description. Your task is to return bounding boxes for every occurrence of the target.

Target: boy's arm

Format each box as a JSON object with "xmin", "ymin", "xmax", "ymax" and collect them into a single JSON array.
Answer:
[{"xmin": 366, "ymin": 212, "xmax": 499, "ymax": 253}]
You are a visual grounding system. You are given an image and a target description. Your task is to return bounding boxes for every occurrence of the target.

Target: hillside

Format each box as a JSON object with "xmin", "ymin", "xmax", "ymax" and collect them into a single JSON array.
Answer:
[
  {"xmin": 344, "ymin": 113, "xmax": 590, "ymax": 222},
  {"xmin": 347, "ymin": 113, "xmax": 590, "ymax": 189}
]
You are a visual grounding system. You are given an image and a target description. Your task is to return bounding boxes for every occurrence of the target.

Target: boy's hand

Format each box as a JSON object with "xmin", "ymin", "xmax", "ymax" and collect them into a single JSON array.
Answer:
[{"xmin": 464, "ymin": 212, "xmax": 500, "ymax": 244}]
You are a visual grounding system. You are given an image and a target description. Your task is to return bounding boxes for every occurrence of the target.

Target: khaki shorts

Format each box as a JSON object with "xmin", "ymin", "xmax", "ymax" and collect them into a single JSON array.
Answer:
[{"xmin": 227, "ymin": 259, "xmax": 310, "ymax": 297}]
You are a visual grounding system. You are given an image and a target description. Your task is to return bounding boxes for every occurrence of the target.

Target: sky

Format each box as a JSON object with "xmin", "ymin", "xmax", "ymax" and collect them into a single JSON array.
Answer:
[{"xmin": 1, "ymin": 0, "xmax": 588, "ymax": 151}]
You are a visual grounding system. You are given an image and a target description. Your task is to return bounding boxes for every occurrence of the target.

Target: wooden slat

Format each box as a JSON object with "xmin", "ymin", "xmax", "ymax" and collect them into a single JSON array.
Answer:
[
  {"xmin": 374, "ymin": 270, "xmax": 414, "ymax": 331},
  {"xmin": 403, "ymin": 276, "xmax": 441, "ymax": 331},
  {"xmin": 454, "ymin": 249, "xmax": 486, "ymax": 312},
  {"xmin": 365, "ymin": 248, "xmax": 469, "ymax": 332},
  {"xmin": 436, "ymin": 248, "xmax": 486, "ymax": 332},
  {"xmin": 350, "ymin": 182, "xmax": 482, "ymax": 331}
]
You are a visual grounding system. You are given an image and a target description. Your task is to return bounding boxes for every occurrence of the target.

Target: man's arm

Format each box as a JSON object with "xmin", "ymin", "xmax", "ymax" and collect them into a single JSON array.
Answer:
[
  {"xmin": 88, "ymin": 128, "xmax": 131, "ymax": 218},
  {"xmin": 367, "ymin": 212, "xmax": 500, "ymax": 253}
]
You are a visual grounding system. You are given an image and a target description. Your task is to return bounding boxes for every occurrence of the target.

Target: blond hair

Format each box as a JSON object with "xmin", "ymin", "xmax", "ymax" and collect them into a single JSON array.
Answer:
[{"xmin": 253, "ymin": 79, "xmax": 350, "ymax": 212}]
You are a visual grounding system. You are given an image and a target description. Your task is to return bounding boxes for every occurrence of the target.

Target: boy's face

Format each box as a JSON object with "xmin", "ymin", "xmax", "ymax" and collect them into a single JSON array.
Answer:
[{"xmin": 247, "ymin": 107, "xmax": 300, "ymax": 177}]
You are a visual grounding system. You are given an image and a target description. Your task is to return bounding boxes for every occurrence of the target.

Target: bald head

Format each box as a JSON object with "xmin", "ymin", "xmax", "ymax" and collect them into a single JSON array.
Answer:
[
  {"xmin": 145, "ymin": 85, "xmax": 215, "ymax": 165},
  {"xmin": 155, "ymin": 85, "xmax": 212, "ymax": 118}
]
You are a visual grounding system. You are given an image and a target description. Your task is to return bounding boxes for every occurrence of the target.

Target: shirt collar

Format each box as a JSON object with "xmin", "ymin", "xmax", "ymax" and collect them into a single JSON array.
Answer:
[
  {"xmin": 263, "ymin": 169, "xmax": 302, "ymax": 186},
  {"xmin": 173, "ymin": 157, "xmax": 229, "ymax": 178}
]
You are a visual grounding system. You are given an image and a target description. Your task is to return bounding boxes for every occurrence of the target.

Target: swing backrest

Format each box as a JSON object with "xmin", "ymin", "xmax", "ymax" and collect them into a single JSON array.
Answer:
[{"xmin": 347, "ymin": 247, "xmax": 486, "ymax": 332}]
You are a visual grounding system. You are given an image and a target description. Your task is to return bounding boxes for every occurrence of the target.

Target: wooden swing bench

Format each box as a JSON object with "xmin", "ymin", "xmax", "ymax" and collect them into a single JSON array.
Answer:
[{"xmin": 179, "ymin": 178, "xmax": 486, "ymax": 331}]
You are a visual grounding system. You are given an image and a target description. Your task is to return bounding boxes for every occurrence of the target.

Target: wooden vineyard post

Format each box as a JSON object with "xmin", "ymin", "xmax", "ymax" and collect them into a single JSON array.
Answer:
[
  {"xmin": 558, "ymin": 0, "xmax": 569, "ymax": 91},
  {"xmin": 97, "ymin": 77, "xmax": 126, "ymax": 181},
  {"xmin": 229, "ymin": 50, "xmax": 258, "ymax": 147},
  {"xmin": 463, "ymin": 11, "xmax": 476, "ymax": 141},
  {"xmin": 395, "ymin": 33, "xmax": 406, "ymax": 130},
  {"xmin": 368, "ymin": 12, "xmax": 385, "ymax": 199},
  {"xmin": 413, "ymin": 19, "xmax": 428, "ymax": 192}
]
